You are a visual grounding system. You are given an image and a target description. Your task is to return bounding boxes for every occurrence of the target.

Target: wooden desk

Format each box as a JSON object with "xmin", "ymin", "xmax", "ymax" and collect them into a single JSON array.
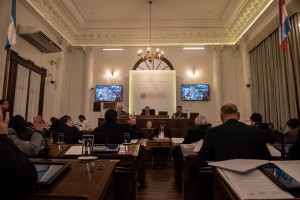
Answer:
[
  {"xmin": 59, "ymin": 144, "xmax": 140, "ymax": 200},
  {"xmin": 49, "ymin": 144, "xmax": 71, "ymax": 158},
  {"xmin": 180, "ymin": 144, "xmax": 200, "ymax": 200},
  {"xmin": 31, "ymin": 159, "xmax": 116, "ymax": 200},
  {"xmin": 98, "ymin": 118, "xmax": 193, "ymax": 138},
  {"xmin": 142, "ymin": 139, "xmax": 173, "ymax": 168}
]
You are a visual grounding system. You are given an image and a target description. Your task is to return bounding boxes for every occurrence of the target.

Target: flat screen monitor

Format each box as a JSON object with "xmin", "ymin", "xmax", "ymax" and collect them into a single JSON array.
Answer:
[
  {"xmin": 95, "ymin": 85, "xmax": 123, "ymax": 102},
  {"xmin": 181, "ymin": 84, "xmax": 210, "ymax": 101}
]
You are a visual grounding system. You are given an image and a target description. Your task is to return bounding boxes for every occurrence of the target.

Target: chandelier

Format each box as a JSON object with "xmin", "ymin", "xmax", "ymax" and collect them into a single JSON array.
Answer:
[{"xmin": 138, "ymin": 1, "xmax": 164, "ymax": 63}]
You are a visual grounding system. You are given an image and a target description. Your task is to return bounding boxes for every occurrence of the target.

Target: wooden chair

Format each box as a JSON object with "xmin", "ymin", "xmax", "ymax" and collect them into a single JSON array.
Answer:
[{"xmin": 190, "ymin": 112, "xmax": 199, "ymax": 119}]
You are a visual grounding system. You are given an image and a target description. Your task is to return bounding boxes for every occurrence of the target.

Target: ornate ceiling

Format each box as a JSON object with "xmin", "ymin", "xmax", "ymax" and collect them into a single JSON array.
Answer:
[{"xmin": 26, "ymin": 0, "xmax": 274, "ymax": 47}]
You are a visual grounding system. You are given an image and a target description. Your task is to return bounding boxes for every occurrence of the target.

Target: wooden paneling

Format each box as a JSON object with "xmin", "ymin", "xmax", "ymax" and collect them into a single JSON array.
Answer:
[{"xmin": 98, "ymin": 118, "xmax": 193, "ymax": 138}]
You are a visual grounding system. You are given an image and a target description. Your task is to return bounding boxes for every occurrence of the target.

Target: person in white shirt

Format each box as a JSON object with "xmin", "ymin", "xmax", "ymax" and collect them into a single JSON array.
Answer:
[{"xmin": 77, "ymin": 115, "xmax": 91, "ymax": 131}]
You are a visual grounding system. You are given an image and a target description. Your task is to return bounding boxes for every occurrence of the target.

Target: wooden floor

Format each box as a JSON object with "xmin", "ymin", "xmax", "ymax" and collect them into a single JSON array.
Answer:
[{"xmin": 136, "ymin": 162, "xmax": 182, "ymax": 200}]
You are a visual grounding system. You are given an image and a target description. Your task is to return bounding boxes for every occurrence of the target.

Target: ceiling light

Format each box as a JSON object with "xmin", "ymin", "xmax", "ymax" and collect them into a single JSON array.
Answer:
[
  {"xmin": 138, "ymin": 1, "xmax": 164, "ymax": 63},
  {"xmin": 183, "ymin": 47, "xmax": 205, "ymax": 50},
  {"xmin": 102, "ymin": 48, "xmax": 124, "ymax": 51}
]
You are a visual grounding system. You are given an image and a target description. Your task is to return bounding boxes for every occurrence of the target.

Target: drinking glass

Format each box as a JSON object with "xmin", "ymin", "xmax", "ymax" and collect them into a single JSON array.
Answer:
[
  {"xmin": 124, "ymin": 133, "xmax": 131, "ymax": 144},
  {"xmin": 82, "ymin": 135, "xmax": 94, "ymax": 157},
  {"xmin": 57, "ymin": 133, "xmax": 65, "ymax": 144}
]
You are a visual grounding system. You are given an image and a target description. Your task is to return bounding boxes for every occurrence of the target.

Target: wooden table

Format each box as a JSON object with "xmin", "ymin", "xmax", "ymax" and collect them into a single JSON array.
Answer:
[
  {"xmin": 59, "ymin": 144, "xmax": 140, "ymax": 200},
  {"xmin": 30, "ymin": 159, "xmax": 116, "ymax": 200}
]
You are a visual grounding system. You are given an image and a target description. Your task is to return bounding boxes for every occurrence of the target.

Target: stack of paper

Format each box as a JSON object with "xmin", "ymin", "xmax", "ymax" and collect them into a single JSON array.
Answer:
[{"xmin": 171, "ymin": 137, "xmax": 184, "ymax": 146}]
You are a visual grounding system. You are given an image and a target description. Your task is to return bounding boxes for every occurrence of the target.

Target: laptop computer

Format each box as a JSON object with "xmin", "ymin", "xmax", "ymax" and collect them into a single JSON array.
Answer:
[
  {"xmin": 93, "ymin": 145, "xmax": 120, "ymax": 154},
  {"xmin": 34, "ymin": 162, "xmax": 71, "ymax": 187}
]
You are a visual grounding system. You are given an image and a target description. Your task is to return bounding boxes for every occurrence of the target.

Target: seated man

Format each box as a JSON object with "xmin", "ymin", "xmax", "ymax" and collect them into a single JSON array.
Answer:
[
  {"xmin": 141, "ymin": 106, "xmax": 155, "ymax": 115},
  {"xmin": 93, "ymin": 109, "xmax": 142, "ymax": 144},
  {"xmin": 172, "ymin": 115, "xmax": 209, "ymax": 189},
  {"xmin": 52, "ymin": 115, "xmax": 82, "ymax": 144},
  {"xmin": 171, "ymin": 105, "xmax": 187, "ymax": 119},
  {"xmin": 198, "ymin": 103, "xmax": 271, "ymax": 167},
  {"xmin": 250, "ymin": 113, "xmax": 275, "ymax": 144},
  {"xmin": 0, "ymin": 112, "xmax": 38, "ymax": 199}
]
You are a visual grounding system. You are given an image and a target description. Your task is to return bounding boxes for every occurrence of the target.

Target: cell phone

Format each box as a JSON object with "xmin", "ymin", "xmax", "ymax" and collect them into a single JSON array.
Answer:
[{"xmin": 260, "ymin": 164, "xmax": 300, "ymax": 192}]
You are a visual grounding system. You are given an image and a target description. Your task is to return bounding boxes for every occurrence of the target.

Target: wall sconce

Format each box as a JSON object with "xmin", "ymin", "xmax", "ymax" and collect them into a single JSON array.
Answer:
[
  {"xmin": 47, "ymin": 74, "xmax": 55, "ymax": 84},
  {"xmin": 107, "ymin": 71, "xmax": 118, "ymax": 78},
  {"xmin": 187, "ymin": 69, "xmax": 199, "ymax": 77}
]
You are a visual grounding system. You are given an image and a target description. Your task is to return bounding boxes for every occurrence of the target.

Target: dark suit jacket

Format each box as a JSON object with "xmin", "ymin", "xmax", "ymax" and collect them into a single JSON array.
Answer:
[
  {"xmin": 183, "ymin": 125, "xmax": 208, "ymax": 144},
  {"xmin": 172, "ymin": 125, "xmax": 208, "ymax": 158},
  {"xmin": 93, "ymin": 122, "xmax": 142, "ymax": 144},
  {"xmin": 289, "ymin": 129, "xmax": 300, "ymax": 159},
  {"xmin": 198, "ymin": 119, "xmax": 271, "ymax": 167},
  {"xmin": 149, "ymin": 128, "xmax": 172, "ymax": 139},
  {"xmin": 172, "ymin": 112, "xmax": 187, "ymax": 119},
  {"xmin": 52, "ymin": 124, "xmax": 82, "ymax": 144},
  {"xmin": 0, "ymin": 135, "xmax": 37, "ymax": 199}
]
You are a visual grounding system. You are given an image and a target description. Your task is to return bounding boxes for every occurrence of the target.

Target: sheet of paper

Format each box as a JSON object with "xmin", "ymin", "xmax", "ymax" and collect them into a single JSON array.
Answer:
[
  {"xmin": 171, "ymin": 137, "xmax": 184, "ymax": 146},
  {"xmin": 267, "ymin": 145, "xmax": 281, "ymax": 157},
  {"xmin": 192, "ymin": 140, "xmax": 203, "ymax": 152},
  {"xmin": 64, "ymin": 146, "xmax": 81, "ymax": 155},
  {"xmin": 181, "ymin": 144, "xmax": 194, "ymax": 150},
  {"xmin": 218, "ymin": 168, "xmax": 294, "ymax": 199},
  {"xmin": 272, "ymin": 160, "xmax": 300, "ymax": 183},
  {"xmin": 131, "ymin": 139, "xmax": 139, "ymax": 144},
  {"xmin": 209, "ymin": 159, "xmax": 270, "ymax": 173}
]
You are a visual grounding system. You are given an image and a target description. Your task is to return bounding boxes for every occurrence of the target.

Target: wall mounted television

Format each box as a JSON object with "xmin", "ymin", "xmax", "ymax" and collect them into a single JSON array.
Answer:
[
  {"xmin": 95, "ymin": 85, "xmax": 123, "ymax": 102},
  {"xmin": 181, "ymin": 84, "xmax": 210, "ymax": 101}
]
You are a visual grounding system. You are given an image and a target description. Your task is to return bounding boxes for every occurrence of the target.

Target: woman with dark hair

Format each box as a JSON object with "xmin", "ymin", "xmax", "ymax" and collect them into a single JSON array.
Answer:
[
  {"xmin": 149, "ymin": 121, "xmax": 172, "ymax": 169},
  {"xmin": 8, "ymin": 115, "xmax": 33, "ymax": 141}
]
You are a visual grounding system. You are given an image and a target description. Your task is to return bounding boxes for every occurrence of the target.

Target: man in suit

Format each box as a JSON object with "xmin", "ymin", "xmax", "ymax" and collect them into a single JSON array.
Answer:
[
  {"xmin": 171, "ymin": 105, "xmax": 187, "ymax": 119},
  {"xmin": 116, "ymin": 105, "xmax": 127, "ymax": 117},
  {"xmin": 250, "ymin": 112, "xmax": 275, "ymax": 143},
  {"xmin": 141, "ymin": 106, "xmax": 154, "ymax": 115},
  {"xmin": 198, "ymin": 103, "xmax": 271, "ymax": 167},
  {"xmin": 52, "ymin": 115, "xmax": 82, "ymax": 144},
  {"xmin": 94, "ymin": 109, "xmax": 142, "ymax": 144}
]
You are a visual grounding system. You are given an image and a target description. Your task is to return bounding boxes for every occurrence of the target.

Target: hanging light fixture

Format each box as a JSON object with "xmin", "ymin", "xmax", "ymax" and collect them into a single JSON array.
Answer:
[{"xmin": 138, "ymin": 1, "xmax": 164, "ymax": 63}]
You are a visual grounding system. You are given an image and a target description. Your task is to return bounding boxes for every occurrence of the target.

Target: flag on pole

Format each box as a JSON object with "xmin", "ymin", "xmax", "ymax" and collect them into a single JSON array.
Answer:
[
  {"xmin": 279, "ymin": 0, "xmax": 291, "ymax": 51},
  {"xmin": 5, "ymin": 0, "xmax": 17, "ymax": 50}
]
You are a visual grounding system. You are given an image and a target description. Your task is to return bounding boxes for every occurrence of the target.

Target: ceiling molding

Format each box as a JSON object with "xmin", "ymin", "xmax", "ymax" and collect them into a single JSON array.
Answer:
[{"xmin": 25, "ymin": 0, "xmax": 274, "ymax": 47}]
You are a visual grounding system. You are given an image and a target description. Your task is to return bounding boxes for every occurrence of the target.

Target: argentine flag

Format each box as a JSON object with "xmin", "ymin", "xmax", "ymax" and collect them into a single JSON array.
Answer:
[
  {"xmin": 5, "ymin": 0, "xmax": 16, "ymax": 50},
  {"xmin": 279, "ymin": 0, "xmax": 291, "ymax": 51}
]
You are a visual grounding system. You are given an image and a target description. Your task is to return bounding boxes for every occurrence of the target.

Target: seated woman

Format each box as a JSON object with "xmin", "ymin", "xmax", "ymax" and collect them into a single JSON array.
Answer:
[{"xmin": 149, "ymin": 121, "xmax": 172, "ymax": 169}]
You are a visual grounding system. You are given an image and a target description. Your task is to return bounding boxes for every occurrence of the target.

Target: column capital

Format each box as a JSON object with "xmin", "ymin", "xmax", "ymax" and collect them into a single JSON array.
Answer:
[
  {"xmin": 82, "ymin": 46, "xmax": 94, "ymax": 55},
  {"xmin": 212, "ymin": 46, "xmax": 224, "ymax": 57}
]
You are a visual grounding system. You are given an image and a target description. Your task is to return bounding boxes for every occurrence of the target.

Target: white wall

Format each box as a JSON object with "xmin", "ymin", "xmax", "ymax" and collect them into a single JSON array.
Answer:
[{"xmin": 0, "ymin": 0, "xmax": 281, "ymax": 128}]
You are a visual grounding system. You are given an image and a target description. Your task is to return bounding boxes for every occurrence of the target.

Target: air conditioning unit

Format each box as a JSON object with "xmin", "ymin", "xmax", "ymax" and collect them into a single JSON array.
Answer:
[{"xmin": 18, "ymin": 26, "xmax": 62, "ymax": 53}]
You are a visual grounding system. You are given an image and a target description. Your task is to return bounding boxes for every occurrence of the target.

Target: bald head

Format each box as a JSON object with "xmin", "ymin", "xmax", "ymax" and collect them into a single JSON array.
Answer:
[{"xmin": 220, "ymin": 103, "xmax": 240, "ymax": 122}]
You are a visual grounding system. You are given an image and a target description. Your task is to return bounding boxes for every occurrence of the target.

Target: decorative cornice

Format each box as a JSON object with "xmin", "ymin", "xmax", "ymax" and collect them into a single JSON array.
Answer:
[{"xmin": 26, "ymin": 0, "xmax": 273, "ymax": 46}]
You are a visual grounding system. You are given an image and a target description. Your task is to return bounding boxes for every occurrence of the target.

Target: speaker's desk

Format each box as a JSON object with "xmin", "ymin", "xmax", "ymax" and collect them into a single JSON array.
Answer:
[
  {"xmin": 30, "ymin": 159, "xmax": 116, "ymax": 200},
  {"xmin": 98, "ymin": 117, "xmax": 193, "ymax": 138}
]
